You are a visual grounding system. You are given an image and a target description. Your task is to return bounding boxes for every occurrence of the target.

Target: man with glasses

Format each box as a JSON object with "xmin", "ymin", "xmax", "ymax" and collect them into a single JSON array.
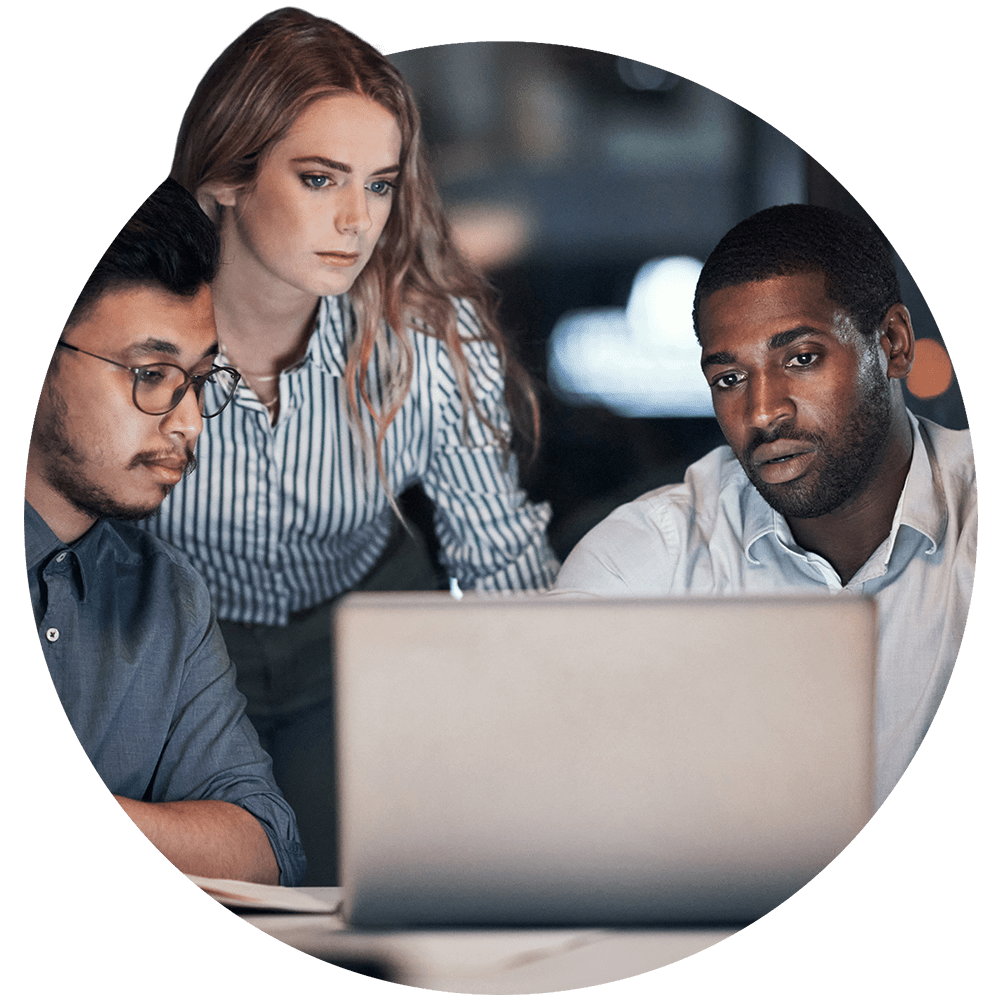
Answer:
[{"xmin": 25, "ymin": 179, "xmax": 305, "ymax": 886}]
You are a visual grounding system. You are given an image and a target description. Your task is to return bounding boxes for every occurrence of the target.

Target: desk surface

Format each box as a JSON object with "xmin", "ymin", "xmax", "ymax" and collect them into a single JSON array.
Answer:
[{"xmin": 240, "ymin": 887, "xmax": 739, "ymax": 993}]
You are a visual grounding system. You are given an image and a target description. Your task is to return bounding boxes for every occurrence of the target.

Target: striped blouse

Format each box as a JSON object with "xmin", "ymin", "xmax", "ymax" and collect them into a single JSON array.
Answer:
[{"xmin": 142, "ymin": 295, "xmax": 558, "ymax": 626}]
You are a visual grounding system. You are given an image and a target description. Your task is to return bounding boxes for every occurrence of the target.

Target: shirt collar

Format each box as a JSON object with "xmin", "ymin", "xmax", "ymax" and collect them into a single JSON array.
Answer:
[
  {"xmin": 24, "ymin": 500, "xmax": 61, "ymax": 571},
  {"xmin": 741, "ymin": 481, "xmax": 784, "ymax": 565},
  {"xmin": 24, "ymin": 501, "xmax": 128, "ymax": 602},
  {"xmin": 742, "ymin": 409, "xmax": 945, "ymax": 564},
  {"xmin": 893, "ymin": 410, "xmax": 946, "ymax": 555},
  {"xmin": 305, "ymin": 296, "xmax": 350, "ymax": 378}
]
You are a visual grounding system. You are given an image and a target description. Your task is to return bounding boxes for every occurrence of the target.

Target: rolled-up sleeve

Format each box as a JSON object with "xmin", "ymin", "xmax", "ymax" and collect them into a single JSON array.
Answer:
[
  {"xmin": 153, "ymin": 601, "xmax": 307, "ymax": 886},
  {"xmin": 29, "ymin": 507, "xmax": 307, "ymax": 888}
]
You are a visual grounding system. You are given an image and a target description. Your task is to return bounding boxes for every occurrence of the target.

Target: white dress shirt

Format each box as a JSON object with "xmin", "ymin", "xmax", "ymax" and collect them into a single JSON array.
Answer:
[
  {"xmin": 144, "ymin": 295, "xmax": 557, "ymax": 625},
  {"xmin": 555, "ymin": 413, "xmax": 976, "ymax": 806}
]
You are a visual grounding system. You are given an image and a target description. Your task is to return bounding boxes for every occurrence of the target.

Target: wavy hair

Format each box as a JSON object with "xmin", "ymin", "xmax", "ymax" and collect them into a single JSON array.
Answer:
[{"xmin": 172, "ymin": 7, "xmax": 539, "ymax": 475}]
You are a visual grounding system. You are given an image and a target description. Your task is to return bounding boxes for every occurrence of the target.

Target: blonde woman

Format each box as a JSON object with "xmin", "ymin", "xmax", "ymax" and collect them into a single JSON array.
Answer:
[{"xmin": 146, "ymin": 8, "xmax": 557, "ymax": 883}]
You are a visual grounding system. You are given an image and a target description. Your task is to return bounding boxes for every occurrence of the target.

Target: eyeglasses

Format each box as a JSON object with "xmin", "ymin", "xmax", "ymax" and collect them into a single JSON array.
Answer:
[{"xmin": 56, "ymin": 341, "xmax": 241, "ymax": 418}]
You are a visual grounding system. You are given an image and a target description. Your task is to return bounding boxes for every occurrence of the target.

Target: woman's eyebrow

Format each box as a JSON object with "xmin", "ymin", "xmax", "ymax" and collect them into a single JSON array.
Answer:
[{"xmin": 291, "ymin": 155, "xmax": 400, "ymax": 175}]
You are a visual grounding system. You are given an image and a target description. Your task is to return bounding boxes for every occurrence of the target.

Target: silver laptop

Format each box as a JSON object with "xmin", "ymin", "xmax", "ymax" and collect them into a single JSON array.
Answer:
[{"xmin": 334, "ymin": 593, "xmax": 876, "ymax": 927}]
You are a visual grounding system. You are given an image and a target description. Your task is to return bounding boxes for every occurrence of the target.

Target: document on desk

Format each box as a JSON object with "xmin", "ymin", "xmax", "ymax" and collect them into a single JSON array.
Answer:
[{"xmin": 187, "ymin": 875, "xmax": 341, "ymax": 914}]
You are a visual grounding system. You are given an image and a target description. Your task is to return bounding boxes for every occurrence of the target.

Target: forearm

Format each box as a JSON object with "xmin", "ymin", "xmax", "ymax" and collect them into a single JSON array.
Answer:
[{"xmin": 115, "ymin": 796, "xmax": 280, "ymax": 885}]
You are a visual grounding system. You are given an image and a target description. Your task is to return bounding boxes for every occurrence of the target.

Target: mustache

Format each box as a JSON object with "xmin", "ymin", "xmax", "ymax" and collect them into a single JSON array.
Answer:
[
  {"xmin": 742, "ymin": 425, "xmax": 824, "ymax": 462},
  {"xmin": 127, "ymin": 448, "xmax": 198, "ymax": 476}
]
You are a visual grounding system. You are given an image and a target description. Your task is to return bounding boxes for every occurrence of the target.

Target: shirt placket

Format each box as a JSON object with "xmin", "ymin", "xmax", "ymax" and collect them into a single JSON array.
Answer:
[
  {"xmin": 270, "ymin": 365, "xmax": 309, "ymax": 621},
  {"xmin": 39, "ymin": 550, "xmax": 82, "ymax": 706}
]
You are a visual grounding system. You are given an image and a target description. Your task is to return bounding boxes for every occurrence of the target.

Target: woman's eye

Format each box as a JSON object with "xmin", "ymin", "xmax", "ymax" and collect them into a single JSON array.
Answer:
[
  {"xmin": 301, "ymin": 174, "xmax": 329, "ymax": 189},
  {"xmin": 367, "ymin": 179, "xmax": 396, "ymax": 197}
]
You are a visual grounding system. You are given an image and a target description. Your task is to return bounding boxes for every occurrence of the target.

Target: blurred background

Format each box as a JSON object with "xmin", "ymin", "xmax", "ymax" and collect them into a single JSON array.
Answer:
[{"xmin": 389, "ymin": 41, "xmax": 967, "ymax": 562}]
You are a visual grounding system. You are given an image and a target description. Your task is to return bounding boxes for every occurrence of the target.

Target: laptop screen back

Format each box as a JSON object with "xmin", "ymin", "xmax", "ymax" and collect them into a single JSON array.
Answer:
[{"xmin": 336, "ymin": 593, "xmax": 876, "ymax": 927}]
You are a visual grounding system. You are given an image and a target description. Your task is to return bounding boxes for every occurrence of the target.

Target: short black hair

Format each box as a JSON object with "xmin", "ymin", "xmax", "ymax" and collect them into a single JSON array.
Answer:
[
  {"xmin": 692, "ymin": 203, "xmax": 901, "ymax": 342},
  {"xmin": 64, "ymin": 177, "xmax": 220, "ymax": 330}
]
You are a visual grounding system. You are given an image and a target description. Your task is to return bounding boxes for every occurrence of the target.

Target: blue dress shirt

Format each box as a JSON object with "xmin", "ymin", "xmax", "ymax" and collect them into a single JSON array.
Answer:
[{"xmin": 25, "ymin": 502, "xmax": 306, "ymax": 885}]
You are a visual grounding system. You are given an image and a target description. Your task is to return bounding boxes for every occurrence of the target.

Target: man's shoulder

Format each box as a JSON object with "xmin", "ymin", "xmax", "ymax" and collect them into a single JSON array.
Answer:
[
  {"xmin": 104, "ymin": 518, "xmax": 194, "ymax": 561},
  {"xmin": 88, "ymin": 522, "xmax": 224, "ymax": 678},
  {"xmin": 101, "ymin": 520, "xmax": 211, "ymax": 600},
  {"xmin": 911, "ymin": 415, "xmax": 976, "ymax": 523},
  {"xmin": 614, "ymin": 446, "xmax": 755, "ymax": 550},
  {"xmin": 600, "ymin": 445, "xmax": 752, "ymax": 534},
  {"xmin": 554, "ymin": 445, "xmax": 752, "ymax": 595},
  {"xmin": 633, "ymin": 444, "xmax": 749, "ymax": 516},
  {"xmin": 915, "ymin": 415, "xmax": 975, "ymax": 475}
]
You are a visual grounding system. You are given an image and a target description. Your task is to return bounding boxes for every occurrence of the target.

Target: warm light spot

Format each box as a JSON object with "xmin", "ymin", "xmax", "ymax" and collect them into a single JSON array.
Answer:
[
  {"xmin": 907, "ymin": 338, "xmax": 953, "ymax": 399},
  {"xmin": 449, "ymin": 203, "xmax": 533, "ymax": 271}
]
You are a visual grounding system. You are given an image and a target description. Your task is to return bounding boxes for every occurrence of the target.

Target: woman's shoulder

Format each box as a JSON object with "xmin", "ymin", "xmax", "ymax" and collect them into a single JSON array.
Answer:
[
  {"xmin": 408, "ymin": 298, "xmax": 499, "ymax": 369},
  {"xmin": 451, "ymin": 296, "xmax": 486, "ymax": 339},
  {"xmin": 404, "ymin": 295, "xmax": 484, "ymax": 339}
]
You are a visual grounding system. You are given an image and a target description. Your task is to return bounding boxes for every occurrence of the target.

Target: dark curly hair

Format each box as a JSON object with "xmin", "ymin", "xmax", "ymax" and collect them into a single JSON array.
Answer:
[
  {"xmin": 65, "ymin": 177, "xmax": 220, "ymax": 331},
  {"xmin": 693, "ymin": 203, "xmax": 901, "ymax": 342}
]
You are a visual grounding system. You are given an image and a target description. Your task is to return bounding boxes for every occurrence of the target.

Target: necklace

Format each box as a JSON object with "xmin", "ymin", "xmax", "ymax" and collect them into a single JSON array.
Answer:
[
  {"xmin": 260, "ymin": 392, "xmax": 280, "ymax": 425},
  {"xmin": 220, "ymin": 342, "xmax": 281, "ymax": 420}
]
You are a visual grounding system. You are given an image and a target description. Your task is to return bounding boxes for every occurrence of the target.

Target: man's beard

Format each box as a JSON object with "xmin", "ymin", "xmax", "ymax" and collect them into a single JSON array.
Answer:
[
  {"xmin": 31, "ymin": 384, "xmax": 196, "ymax": 523},
  {"xmin": 738, "ymin": 352, "xmax": 893, "ymax": 520}
]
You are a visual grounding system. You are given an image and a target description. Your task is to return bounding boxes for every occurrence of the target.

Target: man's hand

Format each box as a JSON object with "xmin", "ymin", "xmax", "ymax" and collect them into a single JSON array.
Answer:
[{"xmin": 115, "ymin": 796, "xmax": 280, "ymax": 885}]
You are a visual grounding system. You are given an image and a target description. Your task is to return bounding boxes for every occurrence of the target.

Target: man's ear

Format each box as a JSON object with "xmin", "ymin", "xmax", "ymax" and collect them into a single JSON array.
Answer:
[{"xmin": 880, "ymin": 304, "xmax": 915, "ymax": 380}]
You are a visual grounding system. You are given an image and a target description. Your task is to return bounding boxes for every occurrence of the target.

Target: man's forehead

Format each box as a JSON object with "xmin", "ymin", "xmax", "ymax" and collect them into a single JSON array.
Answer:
[
  {"xmin": 698, "ymin": 272, "xmax": 848, "ymax": 347},
  {"xmin": 71, "ymin": 283, "xmax": 217, "ymax": 360}
]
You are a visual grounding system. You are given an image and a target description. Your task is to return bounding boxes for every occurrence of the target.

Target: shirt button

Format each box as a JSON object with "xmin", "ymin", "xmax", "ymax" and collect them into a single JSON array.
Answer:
[
  {"xmin": 55, "ymin": 552, "xmax": 67, "ymax": 563},
  {"xmin": 46, "ymin": 628, "xmax": 60, "ymax": 642}
]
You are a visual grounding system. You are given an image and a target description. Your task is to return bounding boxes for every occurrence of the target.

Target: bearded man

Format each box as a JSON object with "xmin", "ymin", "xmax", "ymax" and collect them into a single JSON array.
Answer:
[
  {"xmin": 554, "ymin": 204, "xmax": 976, "ymax": 807},
  {"xmin": 26, "ymin": 179, "xmax": 305, "ymax": 884}
]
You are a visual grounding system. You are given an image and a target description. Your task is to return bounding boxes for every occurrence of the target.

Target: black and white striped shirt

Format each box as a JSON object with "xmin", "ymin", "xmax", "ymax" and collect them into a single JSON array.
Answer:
[{"xmin": 143, "ymin": 296, "xmax": 557, "ymax": 625}]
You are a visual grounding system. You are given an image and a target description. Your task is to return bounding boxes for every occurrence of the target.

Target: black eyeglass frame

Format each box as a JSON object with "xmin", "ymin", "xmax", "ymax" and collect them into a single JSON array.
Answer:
[{"xmin": 56, "ymin": 340, "xmax": 241, "ymax": 418}]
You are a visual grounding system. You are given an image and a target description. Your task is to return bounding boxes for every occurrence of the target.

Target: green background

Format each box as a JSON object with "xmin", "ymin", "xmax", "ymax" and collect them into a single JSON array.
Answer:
[{"xmin": 0, "ymin": 0, "xmax": 996, "ymax": 998}]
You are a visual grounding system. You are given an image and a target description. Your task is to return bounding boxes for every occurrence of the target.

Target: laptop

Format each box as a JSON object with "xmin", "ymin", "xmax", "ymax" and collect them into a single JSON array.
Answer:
[{"xmin": 334, "ymin": 592, "xmax": 876, "ymax": 927}]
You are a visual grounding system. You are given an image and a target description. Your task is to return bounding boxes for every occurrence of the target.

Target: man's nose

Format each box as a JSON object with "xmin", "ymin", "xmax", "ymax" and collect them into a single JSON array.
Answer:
[
  {"xmin": 160, "ymin": 383, "xmax": 204, "ymax": 444},
  {"xmin": 746, "ymin": 372, "xmax": 794, "ymax": 430}
]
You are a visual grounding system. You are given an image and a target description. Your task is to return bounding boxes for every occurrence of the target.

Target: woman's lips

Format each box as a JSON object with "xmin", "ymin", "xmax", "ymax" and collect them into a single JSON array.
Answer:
[
  {"xmin": 752, "ymin": 439, "xmax": 816, "ymax": 485},
  {"xmin": 316, "ymin": 251, "xmax": 360, "ymax": 267}
]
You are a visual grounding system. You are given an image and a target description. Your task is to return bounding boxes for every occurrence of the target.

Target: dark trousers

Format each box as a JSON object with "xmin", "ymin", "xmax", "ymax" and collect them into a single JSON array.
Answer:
[{"xmin": 220, "ymin": 523, "xmax": 441, "ymax": 886}]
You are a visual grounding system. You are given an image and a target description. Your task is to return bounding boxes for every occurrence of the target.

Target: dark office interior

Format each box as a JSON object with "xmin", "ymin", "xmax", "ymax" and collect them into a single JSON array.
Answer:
[{"xmin": 390, "ymin": 41, "xmax": 968, "ymax": 562}]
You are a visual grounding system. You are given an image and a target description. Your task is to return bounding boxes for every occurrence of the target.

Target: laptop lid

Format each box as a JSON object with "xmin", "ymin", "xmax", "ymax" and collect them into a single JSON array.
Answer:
[{"xmin": 335, "ymin": 593, "xmax": 876, "ymax": 927}]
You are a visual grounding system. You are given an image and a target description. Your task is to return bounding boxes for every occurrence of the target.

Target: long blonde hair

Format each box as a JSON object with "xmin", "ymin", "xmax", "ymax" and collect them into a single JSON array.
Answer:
[{"xmin": 172, "ymin": 7, "xmax": 539, "ymax": 473}]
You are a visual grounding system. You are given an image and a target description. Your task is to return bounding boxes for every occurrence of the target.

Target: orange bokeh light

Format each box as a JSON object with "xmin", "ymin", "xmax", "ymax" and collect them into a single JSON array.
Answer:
[{"xmin": 907, "ymin": 338, "xmax": 953, "ymax": 399}]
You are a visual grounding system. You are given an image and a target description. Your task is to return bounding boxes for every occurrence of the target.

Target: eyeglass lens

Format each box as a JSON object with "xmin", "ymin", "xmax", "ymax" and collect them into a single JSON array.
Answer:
[{"xmin": 134, "ymin": 365, "xmax": 240, "ymax": 417}]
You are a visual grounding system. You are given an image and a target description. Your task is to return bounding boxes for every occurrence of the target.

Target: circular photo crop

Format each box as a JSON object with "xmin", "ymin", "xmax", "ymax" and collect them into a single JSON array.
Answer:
[{"xmin": 12, "ymin": 4, "xmax": 988, "ymax": 998}]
